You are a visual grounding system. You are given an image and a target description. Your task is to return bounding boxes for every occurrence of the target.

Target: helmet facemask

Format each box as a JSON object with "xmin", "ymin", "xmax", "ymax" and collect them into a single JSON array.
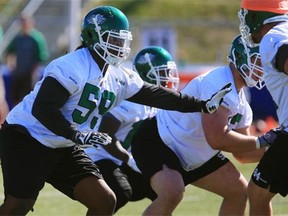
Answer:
[
  {"xmin": 228, "ymin": 36, "xmax": 265, "ymax": 90},
  {"xmin": 239, "ymin": 51, "xmax": 265, "ymax": 90},
  {"xmin": 238, "ymin": 9, "xmax": 257, "ymax": 48},
  {"xmin": 144, "ymin": 53, "xmax": 179, "ymax": 91},
  {"xmin": 92, "ymin": 16, "xmax": 132, "ymax": 67}
]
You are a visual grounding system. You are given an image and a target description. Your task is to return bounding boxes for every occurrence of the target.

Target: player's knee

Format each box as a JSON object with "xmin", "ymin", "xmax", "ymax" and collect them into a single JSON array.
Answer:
[
  {"xmin": 105, "ymin": 190, "xmax": 117, "ymax": 209},
  {"xmin": 235, "ymin": 186, "xmax": 247, "ymax": 202},
  {"xmin": 225, "ymin": 182, "xmax": 247, "ymax": 203},
  {"xmin": 0, "ymin": 198, "xmax": 35, "ymax": 215},
  {"xmin": 159, "ymin": 184, "xmax": 185, "ymax": 204},
  {"xmin": 89, "ymin": 190, "xmax": 116, "ymax": 214},
  {"xmin": 247, "ymin": 180, "xmax": 264, "ymax": 203}
]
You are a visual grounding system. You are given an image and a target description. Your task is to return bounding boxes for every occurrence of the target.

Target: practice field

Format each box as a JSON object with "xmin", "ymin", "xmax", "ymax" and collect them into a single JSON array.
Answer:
[{"xmin": 0, "ymin": 153, "xmax": 287, "ymax": 215}]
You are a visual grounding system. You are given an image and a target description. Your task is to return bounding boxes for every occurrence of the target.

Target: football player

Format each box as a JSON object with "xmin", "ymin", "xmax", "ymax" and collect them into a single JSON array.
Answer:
[
  {"xmin": 131, "ymin": 35, "xmax": 273, "ymax": 215},
  {"xmin": 85, "ymin": 46, "xmax": 179, "ymax": 212},
  {"xmin": 0, "ymin": 6, "xmax": 231, "ymax": 215},
  {"xmin": 238, "ymin": 0, "xmax": 288, "ymax": 214}
]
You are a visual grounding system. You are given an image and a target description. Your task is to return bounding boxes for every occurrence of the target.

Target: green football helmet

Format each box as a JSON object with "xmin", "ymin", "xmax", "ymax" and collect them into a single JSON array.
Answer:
[
  {"xmin": 81, "ymin": 6, "xmax": 132, "ymax": 67},
  {"xmin": 227, "ymin": 35, "xmax": 265, "ymax": 90},
  {"xmin": 133, "ymin": 46, "xmax": 179, "ymax": 91},
  {"xmin": 238, "ymin": 8, "xmax": 288, "ymax": 47}
]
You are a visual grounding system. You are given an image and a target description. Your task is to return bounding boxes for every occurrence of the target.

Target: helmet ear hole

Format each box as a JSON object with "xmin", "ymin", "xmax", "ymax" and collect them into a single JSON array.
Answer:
[
  {"xmin": 236, "ymin": 52, "xmax": 241, "ymax": 60},
  {"xmin": 87, "ymin": 31, "xmax": 93, "ymax": 39}
]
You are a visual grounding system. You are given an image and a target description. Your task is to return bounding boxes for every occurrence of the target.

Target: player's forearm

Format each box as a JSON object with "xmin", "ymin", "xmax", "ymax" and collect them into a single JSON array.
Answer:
[
  {"xmin": 98, "ymin": 113, "xmax": 130, "ymax": 162},
  {"xmin": 32, "ymin": 76, "xmax": 76, "ymax": 140},
  {"xmin": 103, "ymin": 140, "xmax": 130, "ymax": 163},
  {"xmin": 232, "ymin": 148, "xmax": 266, "ymax": 164},
  {"xmin": 207, "ymin": 129, "xmax": 258, "ymax": 153},
  {"xmin": 127, "ymin": 82, "xmax": 203, "ymax": 112}
]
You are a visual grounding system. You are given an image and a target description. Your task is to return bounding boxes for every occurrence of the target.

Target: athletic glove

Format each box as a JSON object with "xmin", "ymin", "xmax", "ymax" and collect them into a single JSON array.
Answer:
[
  {"xmin": 202, "ymin": 83, "xmax": 232, "ymax": 114},
  {"xmin": 127, "ymin": 155, "xmax": 141, "ymax": 173},
  {"xmin": 255, "ymin": 127, "xmax": 282, "ymax": 149},
  {"xmin": 72, "ymin": 131, "xmax": 112, "ymax": 149}
]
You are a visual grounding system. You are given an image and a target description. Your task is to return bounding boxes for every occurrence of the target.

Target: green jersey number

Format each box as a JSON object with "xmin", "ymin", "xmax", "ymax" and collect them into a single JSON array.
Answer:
[
  {"xmin": 121, "ymin": 120, "xmax": 144, "ymax": 150},
  {"xmin": 72, "ymin": 83, "xmax": 116, "ymax": 129},
  {"xmin": 229, "ymin": 113, "xmax": 243, "ymax": 125}
]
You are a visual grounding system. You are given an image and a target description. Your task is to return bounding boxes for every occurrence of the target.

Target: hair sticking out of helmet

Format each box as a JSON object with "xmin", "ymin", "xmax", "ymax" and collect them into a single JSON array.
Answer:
[
  {"xmin": 227, "ymin": 35, "xmax": 265, "ymax": 90},
  {"xmin": 133, "ymin": 46, "xmax": 180, "ymax": 91},
  {"xmin": 241, "ymin": 0, "xmax": 288, "ymax": 14}
]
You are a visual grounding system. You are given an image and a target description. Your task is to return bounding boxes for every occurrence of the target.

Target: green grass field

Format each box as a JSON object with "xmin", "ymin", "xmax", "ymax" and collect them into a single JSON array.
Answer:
[{"xmin": 0, "ymin": 153, "xmax": 287, "ymax": 215}]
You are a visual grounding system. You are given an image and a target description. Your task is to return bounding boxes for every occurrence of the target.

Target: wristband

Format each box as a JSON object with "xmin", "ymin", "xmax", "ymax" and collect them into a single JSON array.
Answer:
[{"xmin": 255, "ymin": 138, "xmax": 261, "ymax": 149}]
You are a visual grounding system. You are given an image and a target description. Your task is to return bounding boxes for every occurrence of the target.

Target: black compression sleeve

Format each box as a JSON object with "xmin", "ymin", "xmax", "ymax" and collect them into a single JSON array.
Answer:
[
  {"xmin": 32, "ymin": 76, "xmax": 76, "ymax": 140},
  {"xmin": 275, "ymin": 44, "xmax": 288, "ymax": 73},
  {"xmin": 127, "ymin": 82, "xmax": 204, "ymax": 112}
]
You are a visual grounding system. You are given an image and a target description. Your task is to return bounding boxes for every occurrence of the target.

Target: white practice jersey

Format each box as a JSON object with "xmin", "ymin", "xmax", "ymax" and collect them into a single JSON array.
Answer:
[
  {"xmin": 85, "ymin": 100, "xmax": 158, "ymax": 165},
  {"xmin": 260, "ymin": 22, "xmax": 288, "ymax": 127},
  {"xmin": 6, "ymin": 48, "xmax": 144, "ymax": 148},
  {"xmin": 156, "ymin": 66, "xmax": 252, "ymax": 171}
]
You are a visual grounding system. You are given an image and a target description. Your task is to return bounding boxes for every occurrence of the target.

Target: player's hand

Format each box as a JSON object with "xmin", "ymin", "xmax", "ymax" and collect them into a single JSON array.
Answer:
[
  {"xmin": 73, "ymin": 131, "xmax": 112, "ymax": 148},
  {"xmin": 256, "ymin": 127, "xmax": 283, "ymax": 149},
  {"xmin": 202, "ymin": 83, "xmax": 232, "ymax": 114},
  {"xmin": 127, "ymin": 155, "xmax": 141, "ymax": 173}
]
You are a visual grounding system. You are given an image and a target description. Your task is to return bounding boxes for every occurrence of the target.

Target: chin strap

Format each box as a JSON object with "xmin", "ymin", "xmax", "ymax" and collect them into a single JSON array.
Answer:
[{"xmin": 100, "ymin": 62, "xmax": 109, "ymax": 78}]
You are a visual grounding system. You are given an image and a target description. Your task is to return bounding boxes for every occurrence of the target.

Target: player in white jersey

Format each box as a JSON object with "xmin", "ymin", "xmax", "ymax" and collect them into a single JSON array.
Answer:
[
  {"xmin": 131, "ymin": 35, "xmax": 276, "ymax": 216},
  {"xmin": 238, "ymin": 0, "xmax": 288, "ymax": 214},
  {"xmin": 0, "ymin": 6, "xmax": 232, "ymax": 215},
  {"xmin": 85, "ymin": 46, "xmax": 179, "ymax": 212}
]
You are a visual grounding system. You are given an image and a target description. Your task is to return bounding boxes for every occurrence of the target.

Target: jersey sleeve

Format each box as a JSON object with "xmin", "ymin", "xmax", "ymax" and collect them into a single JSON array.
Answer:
[
  {"xmin": 43, "ymin": 59, "xmax": 80, "ymax": 95},
  {"xmin": 184, "ymin": 76, "xmax": 231, "ymax": 109},
  {"xmin": 260, "ymin": 24, "xmax": 288, "ymax": 74},
  {"xmin": 109, "ymin": 100, "xmax": 138, "ymax": 124},
  {"xmin": 120, "ymin": 66, "xmax": 144, "ymax": 99},
  {"xmin": 237, "ymin": 101, "xmax": 253, "ymax": 129}
]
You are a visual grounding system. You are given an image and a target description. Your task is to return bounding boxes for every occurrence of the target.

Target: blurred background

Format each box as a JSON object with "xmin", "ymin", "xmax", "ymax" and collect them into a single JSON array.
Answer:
[
  {"xmin": 0, "ymin": 0, "xmax": 240, "ymax": 63},
  {"xmin": 0, "ymin": 1, "xmax": 284, "ymax": 215},
  {"xmin": 0, "ymin": 0, "xmax": 278, "ymax": 131}
]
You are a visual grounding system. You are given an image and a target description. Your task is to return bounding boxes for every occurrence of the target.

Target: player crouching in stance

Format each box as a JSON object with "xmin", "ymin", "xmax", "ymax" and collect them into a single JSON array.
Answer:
[
  {"xmin": 131, "ymin": 35, "xmax": 275, "ymax": 216},
  {"xmin": 85, "ymin": 46, "xmax": 179, "ymax": 212}
]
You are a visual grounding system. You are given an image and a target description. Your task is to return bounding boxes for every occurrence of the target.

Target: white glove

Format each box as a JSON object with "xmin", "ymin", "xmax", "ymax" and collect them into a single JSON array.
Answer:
[
  {"xmin": 203, "ymin": 83, "xmax": 232, "ymax": 114},
  {"xmin": 127, "ymin": 155, "xmax": 141, "ymax": 173},
  {"xmin": 72, "ymin": 131, "xmax": 112, "ymax": 149}
]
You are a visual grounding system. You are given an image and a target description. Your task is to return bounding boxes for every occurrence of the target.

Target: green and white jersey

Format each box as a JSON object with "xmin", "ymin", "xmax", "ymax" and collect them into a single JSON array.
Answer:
[
  {"xmin": 156, "ymin": 66, "xmax": 252, "ymax": 171},
  {"xmin": 6, "ymin": 48, "xmax": 144, "ymax": 148},
  {"xmin": 85, "ymin": 100, "xmax": 158, "ymax": 165},
  {"xmin": 260, "ymin": 22, "xmax": 288, "ymax": 127}
]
